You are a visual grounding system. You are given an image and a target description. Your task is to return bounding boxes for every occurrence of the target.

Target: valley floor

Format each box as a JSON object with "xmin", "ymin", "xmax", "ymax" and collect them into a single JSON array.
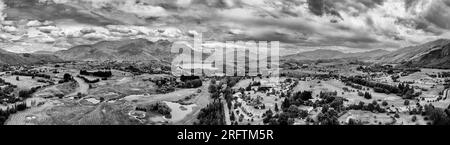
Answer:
[{"xmin": 1, "ymin": 62, "xmax": 449, "ymax": 125}]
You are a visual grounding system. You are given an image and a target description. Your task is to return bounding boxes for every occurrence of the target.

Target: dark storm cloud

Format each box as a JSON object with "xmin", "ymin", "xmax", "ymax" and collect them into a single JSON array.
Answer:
[
  {"xmin": 190, "ymin": 0, "xmax": 244, "ymax": 8},
  {"xmin": 235, "ymin": 30, "xmax": 383, "ymax": 49},
  {"xmin": 124, "ymin": 0, "xmax": 245, "ymax": 10},
  {"xmin": 358, "ymin": 0, "xmax": 385, "ymax": 8},
  {"xmin": 444, "ymin": 0, "xmax": 450, "ymax": 6},
  {"xmin": 307, "ymin": 0, "xmax": 325, "ymax": 16},
  {"xmin": 10, "ymin": 0, "xmax": 448, "ymax": 52},
  {"xmin": 423, "ymin": 1, "xmax": 450, "ymax": 30},
  {"xmin": 395, "ymin": 18, "xmax": 443, "ymax": 35},
  {"xmin": 307, "ymin": 0, "xmax": 385, "ymax": 18},
  {"xmin": 306, "ymin": 0, "xmax": 342, "ymax": 19},
  {"xmin": 366, "ymin": 17, "xmax": 374, "ymax": 27},
  {"xmin": 216, "ymin": 0, "xmax": 449, "ymax": 49},
  {"xmin": 230, "ymin": 31, "xmax": 306, "ymax": 44},
  {"xmin": 404, "ymin": 0, "xmax": 419, "ymax": 10},
  {"xmin": 403, "ymin": 0, "xmax": 450, "ymax": 30},
  {"xmin": 217, "ymin": 17, "xmax": 383, "ymax": 49},
  {"xmin": 324, "ymin": 32, "xmax": 380, "ymax": 44}
]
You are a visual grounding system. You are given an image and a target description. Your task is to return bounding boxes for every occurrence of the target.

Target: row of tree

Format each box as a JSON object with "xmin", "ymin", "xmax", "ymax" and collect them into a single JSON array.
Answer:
[
  {"xmin": 77, "ymin": 75, "xmax": 100, "ymax": 83},
  {"xmin": 12, "ymin": 72, "xmax": 51, "ymax": 79},
  {"xmin": 344, "ymin": 76, "xmax": 401, "ymax": 94},
  {"xmin": 428, "ymin": 72, "xmax": 450, "ymax": 78},
  {"xmin": 197, "ymin": 77, "xmax": 243, "ymax": 125},
  {"xmin": 80, "ymin": 70, "xmax": 112, "ymax": 78},
  {"xmin": 347, "ymin": 101, "xmax": 386, "ymax": 113},
  {"xmin": 345, "ymin": 82, "xmax": 363, "ymax": 90},
  {"xmin": 344, "ymin": 77, "xmax": 419, "ymax": 99},
  {"xmin": 0, "ymin": 102, "xmax": 27, "ymax": 125}
]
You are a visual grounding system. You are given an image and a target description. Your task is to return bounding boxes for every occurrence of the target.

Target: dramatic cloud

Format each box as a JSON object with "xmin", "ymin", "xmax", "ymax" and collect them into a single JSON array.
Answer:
[
  {"xmin": 2, "ymin": 0, "xmax": 450, "ymax": 53},
  {"xmin": 422, "ymin": 0, "xmax": 450, "ymax": 30},
  {"xmin": 209, "ymin": 0, "xmax": 450, "ymax": 50}
]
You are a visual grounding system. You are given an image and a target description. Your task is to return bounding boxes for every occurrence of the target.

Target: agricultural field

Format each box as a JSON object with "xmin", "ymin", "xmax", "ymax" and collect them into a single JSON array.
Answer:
[
  {"xmin": 222, "ymin": 65, "xmax": 450, "ymax": 125},
  {"xmin": 2, "ymin": 63, "xmax": 212, "ymax": 125},
  {"xmin": 1, "ymin": 60, "xmax": 449, "ymax": 126},
  {"xmin": 1, "ymin": 75, "xmax": 48, "ymax": 90}
]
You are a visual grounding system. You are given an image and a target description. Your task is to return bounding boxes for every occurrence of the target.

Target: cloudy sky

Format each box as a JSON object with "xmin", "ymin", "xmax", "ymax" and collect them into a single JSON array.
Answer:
[{"xmin": 1, "ymin": 0, "xmax": 450, "ymax": 54}]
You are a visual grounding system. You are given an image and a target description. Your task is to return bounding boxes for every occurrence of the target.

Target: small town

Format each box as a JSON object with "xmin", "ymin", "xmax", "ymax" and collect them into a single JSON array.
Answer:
[{"xmin": 1, "ymin": 0, "xmax": 450, "ymax": 127}]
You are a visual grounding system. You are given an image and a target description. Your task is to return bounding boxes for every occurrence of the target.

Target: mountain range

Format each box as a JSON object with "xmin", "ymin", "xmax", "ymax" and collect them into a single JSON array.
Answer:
[
  {"xmin": 378, "ymin": 39, "xmax": 450, "ymax": 69},
  {"xmin": 283, "ymin": 39, "xmax": 450, "ymax": 69},
  {"xmin": 54, "ymin": 38, "xmax": 174, "ymax": 62},
  {"xmin": 283, "ymin": 49, "xmax": 390, "ymax": 61},
  {"xmin": 0, "ymin": 48, "xmax": 62, "ymax": 65},
  {"xmin": 0, "ymin": 38, "xmax": 449, "ymax": 69}
]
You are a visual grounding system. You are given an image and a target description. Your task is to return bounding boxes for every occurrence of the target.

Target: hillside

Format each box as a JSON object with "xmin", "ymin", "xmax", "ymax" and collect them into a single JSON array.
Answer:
[
  {"xmin": 283, "ymin": 49, "xmax": 390, "ymax": 61},
  {"xmin": 55, "ymin": 38, "xmax": 175, "ymax": 62},
  {"xmin": 0, "ymin": 49, "xmax": 63, "ymax": 65},
  {"xmin": 283, "ymin": 49, "xmax": 345, "ymax": 60},
  {"xmin": 378, "ymin": 39, "xmax": 450, "ymax": 69}
]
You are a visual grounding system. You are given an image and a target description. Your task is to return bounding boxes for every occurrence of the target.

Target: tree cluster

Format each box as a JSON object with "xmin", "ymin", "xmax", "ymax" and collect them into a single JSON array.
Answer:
[
  {"xmin": 80, "ymin": 70, "xmax": 112, "ymax": 78},
  {"xmin": 262, "ymin": 109, "xmax": 295, "ymax": 125},
  {"xmin": 316, "ymin": 108, "xmax": 339, "ymax": 125},
  {"xmin": 0, "ymin": 102, "xmax": 27, "ymax": 125},
  {"xmin": 12, "ymin": 72, "xmax": 51, "ymax": 79},
  {"xmin": 136, "ymin": 102, "xmax": 172, "ymax": 118},
  {"xmin": 281, "ymin": 91, "xmax": 313, "ymax": 110},
  {"xmin": 77, "ymin": 75, "xmax": 100, "ymax": 83},
  {"xmin": 347, "ymin": 101, "xmax": 386, "ymax": 113},
  {"xmin": 196, "ymin": 101, "xmax": 225, "ymax": 125},
  {"xmin": 358, "ymin": 91, "xmax": 372, "ymax": 99},
  {"xmin": 397, "ymin": 83, "xmax": 419, "ymax": 99},
  {"xmin": 179, "ymin": 79, "xmax": 202, "ymax": 88},
  {"xmin": 344, "ymin": 76, "xmax": 400, "ymax": 94},
  {"xmin": 422, "ymin": 104, "xmax": 450, "ymax": 125}
]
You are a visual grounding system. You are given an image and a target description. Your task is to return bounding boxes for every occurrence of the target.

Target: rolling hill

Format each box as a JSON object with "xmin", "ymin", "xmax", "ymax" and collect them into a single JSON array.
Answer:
[
  {"xmin": 55, "ymin": 38, "xmax": 175, "ymax": 62},
  {"xmin": 0, "ymin": 48, "xmax": 63, "ymax": 65},
  {"xmin": 283, "ymin": 39, "xmax": 450, "ymax": 69},
  {"xmin": 378, "ymin": 39, "xmax": 450, "ymax": 69},
  {"xmin": 283, "ymin": 49, "xmax": 390, "ymax": 61}
]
